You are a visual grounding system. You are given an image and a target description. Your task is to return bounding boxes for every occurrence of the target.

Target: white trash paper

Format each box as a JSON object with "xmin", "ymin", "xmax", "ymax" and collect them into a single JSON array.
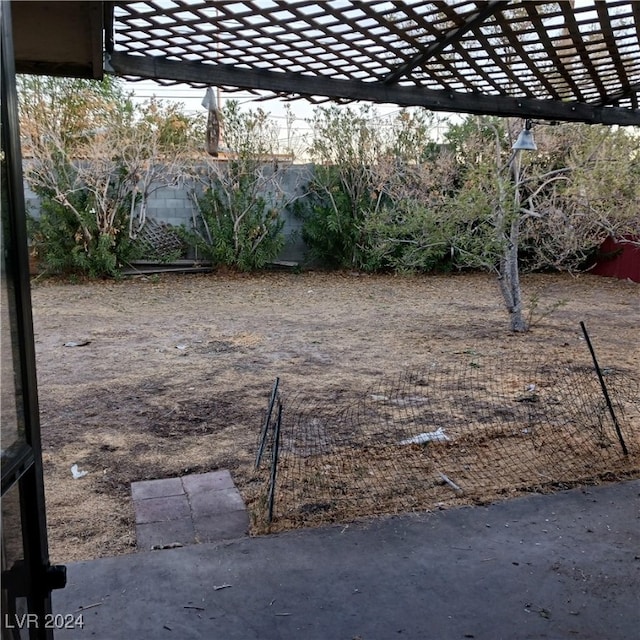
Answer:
[
  {"xmin": 399, "ymin": 427, "xmax": 450, "ymax": 445},
  {"xmin": 71, "ymin": 464, "xmax": 88, "ymax": 479}
]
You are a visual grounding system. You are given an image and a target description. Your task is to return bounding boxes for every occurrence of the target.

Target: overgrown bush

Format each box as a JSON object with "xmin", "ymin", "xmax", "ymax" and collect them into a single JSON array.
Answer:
[
  {"xmin": 19, "ymin": 75, "xmax": 201, "ymax": 278},
  {"xmin": 190, "ymin": 171, "xmax": 285, "ymax": 271},
  {"xmin": 362, "ymin": 200, "xmax": 452, "ymax": 273},
  {"xmin": 299, "ymin": 105, "xmax": 383, "ymax": 269},
  {"xmin": 295, "ymin": 165, "xmax": 372, "ymax": 269},
  {"xmin": 183, "ymin": 101, "xmax": 292, "ymax": 271},
  {"xmin": 301, "ymin": 105, "xmax": 453, "ymax": 271},
  {"xmin": 28, "ymin": 183, "xmax": 140, "ymax": 278}
]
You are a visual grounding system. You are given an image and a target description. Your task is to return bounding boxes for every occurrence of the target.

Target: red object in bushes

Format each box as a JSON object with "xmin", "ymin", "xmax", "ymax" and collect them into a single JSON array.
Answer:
[{"xmin": 590, "ymin": 236, "xmax": 640, "ymax": 283}]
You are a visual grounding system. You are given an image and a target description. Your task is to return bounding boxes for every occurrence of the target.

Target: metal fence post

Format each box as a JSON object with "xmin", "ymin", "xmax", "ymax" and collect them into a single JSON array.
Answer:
[{"xmin": 580, "ymin": 321, "xmax": 628, "ymax": 456}]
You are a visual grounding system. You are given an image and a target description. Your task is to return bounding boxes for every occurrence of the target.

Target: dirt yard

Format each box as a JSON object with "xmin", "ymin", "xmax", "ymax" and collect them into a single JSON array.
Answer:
[{"xmin": 30, "ymin": 270, "xmax": 639, "ymax": 563}]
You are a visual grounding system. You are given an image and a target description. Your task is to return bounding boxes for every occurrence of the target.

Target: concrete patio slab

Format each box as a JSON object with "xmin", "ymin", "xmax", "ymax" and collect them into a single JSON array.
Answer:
[{"xmin": 54, "ymin": 480, "xmax": 640, "ymax": 640}]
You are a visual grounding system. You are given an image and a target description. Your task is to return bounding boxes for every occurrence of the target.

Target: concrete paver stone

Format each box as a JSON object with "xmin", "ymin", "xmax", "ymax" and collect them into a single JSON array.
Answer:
[
  {"xmin": 182, "ymin": 470, "xmax": 235, "ymax": 494},
  {"xmin": 195, "ymin": 511, "xmax": 250, "ymax": 543},
  {"xmin": 131, "ymin": 477, "xmax": 185, "ymax": 501},
  {"xmin": 188, "ymin": 487, "xmax": 246, "ymax": 518},
  {"xmin": 131, "ymin": 471, "xmax": 250, "ymax": 547},
  {"xmin": 133, "ymin": 494, "xmax": 191, "ymax": 525},
  {"xmin": 135, "ymin": 518, "xmax": 196, "ymax": 550}
]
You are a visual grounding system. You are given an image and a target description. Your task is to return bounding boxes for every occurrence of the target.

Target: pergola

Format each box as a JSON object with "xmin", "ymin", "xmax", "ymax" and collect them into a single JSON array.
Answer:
[{"xmin": 12, "ymin": 1, "xmax": 640, "ymax": 126}]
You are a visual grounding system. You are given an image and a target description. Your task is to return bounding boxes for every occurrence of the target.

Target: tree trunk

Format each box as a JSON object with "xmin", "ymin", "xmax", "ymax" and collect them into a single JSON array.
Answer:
[
  {"xmin": 497, "ymin": 151, "xmax": 528, "ymax": 332},
  {"xmin": 500, "ymin": 218, "xmax": 527, "ymax": 332}
]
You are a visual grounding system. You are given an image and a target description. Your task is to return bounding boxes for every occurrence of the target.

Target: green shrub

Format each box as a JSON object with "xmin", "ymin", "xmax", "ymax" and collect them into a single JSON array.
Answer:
[
  {"xmin": 295, "ymin": 166, "xmax": 373, "ymax": 269},
  {"xmin": 28, "ymin": 191, "xmax": 139, "ymax": 278},
  {"xmin": 190, "ymin": 173, "xmax": 285, "ymax": 271},
  {"xmin": 362, "ymin": 200, "xmax": 452, "ymax": 273}
]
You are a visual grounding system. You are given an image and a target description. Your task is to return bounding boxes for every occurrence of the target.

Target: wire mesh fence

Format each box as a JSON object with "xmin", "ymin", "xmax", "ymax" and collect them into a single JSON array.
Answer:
[{"xmin": 250, "ymin": 352, "xmax": 639, "ymax": 534}]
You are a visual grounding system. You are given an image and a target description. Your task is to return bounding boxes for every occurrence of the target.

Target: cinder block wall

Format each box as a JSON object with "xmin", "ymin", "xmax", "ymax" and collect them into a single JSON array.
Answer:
[
  {"xmin": 271, "ymin": 164, "xmax": 312, "ymax": 263},
  {"xmin": 146, "ymin": 185, "xmax": 194, "ymax": 229},
  {"xmin": 23, "ymin": 163, "xmax": 315, "ymax": 264},
  {"xmin": 23, "ymin": 181, "xmax": 41, "ymax": 219}
]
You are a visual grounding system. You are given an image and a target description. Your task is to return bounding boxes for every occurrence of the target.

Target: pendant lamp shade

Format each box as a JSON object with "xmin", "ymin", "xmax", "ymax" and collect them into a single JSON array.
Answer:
[{"xmin": 512, "ymin": 120, "xmax": 537, "ymax": 151}]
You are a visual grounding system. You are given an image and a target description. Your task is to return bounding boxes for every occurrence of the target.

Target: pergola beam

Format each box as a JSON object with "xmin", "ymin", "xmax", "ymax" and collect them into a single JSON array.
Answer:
[{"xmin": 108, "ymin": 52, "xmax": 640, "ymax": 126}]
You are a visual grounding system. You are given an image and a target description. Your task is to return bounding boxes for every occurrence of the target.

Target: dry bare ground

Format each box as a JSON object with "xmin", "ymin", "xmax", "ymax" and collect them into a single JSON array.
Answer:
[{"xmin": 30, "ymin": 271, "xmax": 639, "ymax": 563}]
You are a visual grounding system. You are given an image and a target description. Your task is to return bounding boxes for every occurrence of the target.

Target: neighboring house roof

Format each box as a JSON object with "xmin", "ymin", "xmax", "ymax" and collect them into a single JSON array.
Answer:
[{"xmin": 12, "ymin": 1, "xmax": 640, "ymax": 126}]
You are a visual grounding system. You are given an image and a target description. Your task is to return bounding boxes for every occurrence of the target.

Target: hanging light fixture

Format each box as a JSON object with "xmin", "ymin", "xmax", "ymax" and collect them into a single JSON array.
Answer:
[{"xmin": 512, "ymin": 118, "xmax": 537, "ymax": 151}]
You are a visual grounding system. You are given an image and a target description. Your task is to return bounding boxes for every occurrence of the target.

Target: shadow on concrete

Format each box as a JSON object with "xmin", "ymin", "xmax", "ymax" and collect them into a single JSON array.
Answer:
[{"xmin": 53, "ymin": 480, "xmax": 639, "ymax": 640}]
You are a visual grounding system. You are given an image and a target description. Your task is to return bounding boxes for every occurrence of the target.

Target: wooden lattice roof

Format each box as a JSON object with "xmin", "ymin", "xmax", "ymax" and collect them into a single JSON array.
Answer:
[{"xmin": 106, "ymin": 1, "xmax": 638, "ymax": 125}]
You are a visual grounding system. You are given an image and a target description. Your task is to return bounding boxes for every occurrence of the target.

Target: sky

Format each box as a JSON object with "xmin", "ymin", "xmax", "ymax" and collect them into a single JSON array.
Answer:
[{"xmin": 122, "ymin": 79, "xmax": 433, "ymax": 122}]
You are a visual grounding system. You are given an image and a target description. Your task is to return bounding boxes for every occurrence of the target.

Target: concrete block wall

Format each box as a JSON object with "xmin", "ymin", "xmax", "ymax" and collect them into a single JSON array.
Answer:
[
  {"xmin": 278, "ymin": 164, "xmax": 313, "ymax": 263},
  {"xmin": 23, "ymin": 181, "xmax": 41, "ymax": 218},
  {"xmin": 146, "ymin": 185, "xmax": 194, "ymax": 229},
  {"xmin": 23, "ymin": 163, "xmax": 314, "ymax": 264}
]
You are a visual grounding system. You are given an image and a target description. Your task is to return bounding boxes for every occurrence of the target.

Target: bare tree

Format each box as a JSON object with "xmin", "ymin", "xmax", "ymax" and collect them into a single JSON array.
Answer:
[
  {"xmin": 20, "ymin": 76, "xmax": 200, "ymax": 275},
  {"xmin": 447, "ymin": 117, "xmax": 640, "ymax": 331},
  {"xmin": 519, "ymin": 124, "xmax": 640, "ymax": 270}
]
